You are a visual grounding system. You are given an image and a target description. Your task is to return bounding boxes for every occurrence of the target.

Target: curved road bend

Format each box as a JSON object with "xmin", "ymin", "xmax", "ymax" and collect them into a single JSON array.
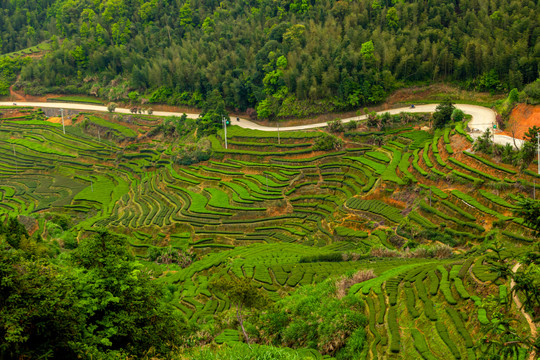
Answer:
[{"xmin": 0, "ymin": 101, "xmax": 521, "ymax": 146}]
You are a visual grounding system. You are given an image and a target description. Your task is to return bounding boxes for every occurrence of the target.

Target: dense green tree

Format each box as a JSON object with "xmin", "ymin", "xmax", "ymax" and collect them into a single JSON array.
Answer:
[
  {"xmin": 1, "ymin": 216, "xmax": 29, "ymax": 249},
  {"xmin": 0, "ymin": 229, "xmax": 186, "ymax": 359},
  {"xmin": 210, "ymin": 276, "xmax": 269, "ymax": 344},
  {"xmin": 433, "ymin": 98, "xmax": 455, "ymax": 128},
  {"xmin": 515, "ymin": 197, "xmax": 540, "ymax": 238},
  {"xmin": 524, "ymin": 126, "xmax": 540, "ymax": 147},
  {"xmin": 69, "ymin": 229, "xmax": 186, "ymax": 357},
  {"xmin": 0, "ymin": 244, "xmax": 83, "ymax": 359},
  {"xmin": 198, "ymin": 89, "xmax": 229, "ymax": 136}
]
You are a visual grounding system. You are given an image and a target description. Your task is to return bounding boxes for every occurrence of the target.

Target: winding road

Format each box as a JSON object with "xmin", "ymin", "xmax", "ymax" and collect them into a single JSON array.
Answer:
[{"xmin": 0, "ymin": 101, "xmax": 523, "ymax": 146}]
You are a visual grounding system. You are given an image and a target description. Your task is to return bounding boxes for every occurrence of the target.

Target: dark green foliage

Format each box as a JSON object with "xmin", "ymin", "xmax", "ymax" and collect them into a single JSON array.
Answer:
[
  {"xmin": 404, "ymin": 284, "xmax": 420, "ymax": 318},
  {"xmin": 418, "ymin": 229, "xmax": 457, "ymax": 247},
  {"xmin": 435, "ymin": 321, "xmax": 462, "ymax": 359},
  {"xmin": 415, "ymin": 275, "xmax": 428, "ymax": 302},
  {"xmin": 0, "ymin": 230, "xmax": 185, "ymax": 359},
  {"xmin": 148, "ymin": 114, "xmax": 193, "ymax": 138},
  {"xmin": 446, "ymin": 308, "xmax": 473, "ymax": 348},
  {"xmin": 313, "ymin": 133, "xmax": 343, "ymax": 151},
  {"xmin": 423, "ymin": 299, "xmax": 438, "ymax": 321},
  {"xmin": 433, "ymin": 99, "xmax": 455, "ymax": 129},
  {"xmin": 387, "ymin": 307, "xmax": 400, "ymax": 353},
  {"xmin": 3, "ymin": 0, "xmax": 537, "ymax": 115},
  {"xmin": 437, "ymin": 266, "xmax": 457, "ymax": 305},
  {"xmin": 515, "ymin": 196, "xmax": 540, "ymax": 237},
  {"xmin": 0, "ymin": 57, "xmax": 29, "ymax": 95},
  {"xmin": 463, "ymin": 151, "xmax": 516, "ymax": 174},
  {"xmin": 0, "ymin": 244, "xmax": 82, "ymax": 359},
  {"xmin": 2, "ymin": 216, "xmax": 29, "ymax": 249},
  {"xmin": 412, "ymin": 329, "xmax": 437, "ymax": 360},
  {"xmin": 211, "ymin": 276, "xmax": 270, "ymax": 343},
  {"xmin": 259, "ymin": 280, "xmax": 367, "ymax": 356},
  {"xmin": 68, "ymin": 229, "xmax": 186, "ymax": 357},
  {"xmin": 427, "ymin": 271, "xmax": 439, "ymax": 296},
  {"xmin": 298, "ymin": 253, "xmax": 344, "ymax": 263},
  {"xmin": 198, "ymin": 89, "xmax": 229, "ymax": 136},
  {"xmin": 386, "ymin": 276, "xmax": 402, "ymax": 306},
  {"xmin": 377, "ymin": 291, "xmax": 386, "ymax": 325},
  {"xmin": 523, "ymin": 126, "xmax": 540, "ymax": 147},
  {"xmin": 523, "ymin": 79, "xmax": 540, "ymax": 104}
]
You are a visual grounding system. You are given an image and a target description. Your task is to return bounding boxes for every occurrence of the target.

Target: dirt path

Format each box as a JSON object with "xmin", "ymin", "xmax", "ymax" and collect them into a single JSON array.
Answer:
[
  {"xmin": 511, "ymin": 263, "xmax": 537, "ymax": 360},
  {"xmin": 9, "ymin": 84, "xmax": 25, "ymax": 102}
]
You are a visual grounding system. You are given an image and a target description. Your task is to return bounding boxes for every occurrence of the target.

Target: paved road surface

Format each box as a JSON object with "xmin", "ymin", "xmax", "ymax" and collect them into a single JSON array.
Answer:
[{"xmin": 0, "ymin": 101, "xmax": 522, "ymax": 147}]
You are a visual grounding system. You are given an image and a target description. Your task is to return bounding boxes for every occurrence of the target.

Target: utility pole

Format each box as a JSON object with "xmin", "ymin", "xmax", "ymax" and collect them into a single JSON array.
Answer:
[
  {"xmin": 60, "ymin": 108, "xmax": 65, "ymax": 134},
  {"xmin": 222, "ymin": 116, "xmax": 228, "ymax": 149},
  {"xmin": 534, "ymin": 180, "xmax": 536, "ymax": 200},
  {"xmin": 537, "ymin": 132, "xmax": 539, "ymax": 175},
  {"xmin": 277, "ymin": 120, "xmax": 281, "ymax": 145},
  {"xmin": 492, "ymin": 125, "xmax": 495, "ymax": 151}
]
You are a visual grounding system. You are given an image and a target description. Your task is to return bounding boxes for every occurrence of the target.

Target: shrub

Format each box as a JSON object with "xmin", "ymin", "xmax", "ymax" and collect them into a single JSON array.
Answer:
[
  {"xmin": 423, "ymin": 299, "xmax": 438, "ymax": 321},
  {"xmin": 412, "ymin": 329, "xmax": 437, "ymax": 360},
  {"xmin": 370, "ymin": 247, "xmax": 400, "ymax": 257},
  {"xmin": 344, "ymin": 120, "xmax": 358, "ymax": 131},
  {"xmin": 387, "ymin": 307, "xmax": 401, "ymax": 353},
  {"xmin": 446, "ymin": 308, "xmax": 473, "ymax": 348},
  {"xmin": 148, "ymin": 246, "xmax": 194, "ymax": 268},
  {"xmin": 415, "ymin": 275, "xmax": 428, "ymax": 302},
  {"xmin": 261, "ymin": 279, "xmax": 367, "ymax": 356},
  {"xmin": 335, "ymin": 269, "xmax": 376, "ymax": 299},
  {"xmin": 437, "ymin": 266, "xmax": 457, "ymax": 305},
  {"xmin": 313, "ymin": 133, "xmax": 343, "ymax": 151},
  {"xmin": 435, "ymin": 321, "xmax": 462, "ymax": 358},
  {"xmin": 404, "ymin": 284, "xmax": 420, "ymax": 318},
  {"xmin": 478, "ymin": 308, "xmax": 490, "ymax": 324},
  {"xmin": 299, "ymin": 253, "xmax": 343, "ymax": 263},
  {"xmin": 327, "ymin": 119, "xmax": 344, "ymax": 133},
  {"xmin": 428, "ymin": 270, "xmax": 439, "ymax": 295},
  {"xmin": 451, "ymin": 108, "xmax": 465, "ymax": 122}
]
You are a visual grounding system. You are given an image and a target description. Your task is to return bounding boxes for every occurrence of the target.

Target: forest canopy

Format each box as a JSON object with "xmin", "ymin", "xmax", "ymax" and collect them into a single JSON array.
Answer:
[{"xmin": 0, "ymin": 0, "xmax": 539, "ymax": 116}]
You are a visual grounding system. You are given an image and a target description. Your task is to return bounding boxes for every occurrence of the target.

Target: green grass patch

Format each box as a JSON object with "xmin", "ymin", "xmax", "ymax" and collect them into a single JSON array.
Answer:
[{"xmin": 86, "ymin": 115, "xmax": 137, "ymax": 137}]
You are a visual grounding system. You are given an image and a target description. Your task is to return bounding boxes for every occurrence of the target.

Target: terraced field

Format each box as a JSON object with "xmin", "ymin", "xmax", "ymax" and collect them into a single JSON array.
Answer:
[{"xmin": 0, "ymin": 107, "xmax": 536, "ymax": 358}]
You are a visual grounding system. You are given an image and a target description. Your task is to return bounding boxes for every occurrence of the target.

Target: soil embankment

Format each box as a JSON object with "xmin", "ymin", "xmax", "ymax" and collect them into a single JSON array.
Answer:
[{"xmin": 501, "ymin": 104, "xmax": 540, "ymax": 139}]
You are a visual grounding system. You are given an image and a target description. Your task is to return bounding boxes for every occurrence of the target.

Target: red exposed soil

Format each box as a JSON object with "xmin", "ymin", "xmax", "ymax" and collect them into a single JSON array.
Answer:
[
  {"xmin": 47, "ymin": 116, "xmax": 72, "ymax": 125},
  {"xmin": 8, "ymin": 85, "xmax": 63, "ymax": 102},
  {"xmin": 500, "ymin": 104, "xmax": 540, "ymax": 139}
]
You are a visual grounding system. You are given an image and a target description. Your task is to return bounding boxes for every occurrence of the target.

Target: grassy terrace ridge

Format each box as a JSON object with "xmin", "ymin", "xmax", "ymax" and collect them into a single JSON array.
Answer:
[
  {"xmin": 47, "ymin": 96, "xmax": 104, "ymax": 105},
  {"xmin": 0, "ymin": 105, "xmax": 538, "ymax": 359},
  {"xmin": 0, "ymin": 40, "xmax": 52, "ymax": 59},
  {"xmin": 85, "ymin": 115, "xmax": 138, "ymax": 138}
]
